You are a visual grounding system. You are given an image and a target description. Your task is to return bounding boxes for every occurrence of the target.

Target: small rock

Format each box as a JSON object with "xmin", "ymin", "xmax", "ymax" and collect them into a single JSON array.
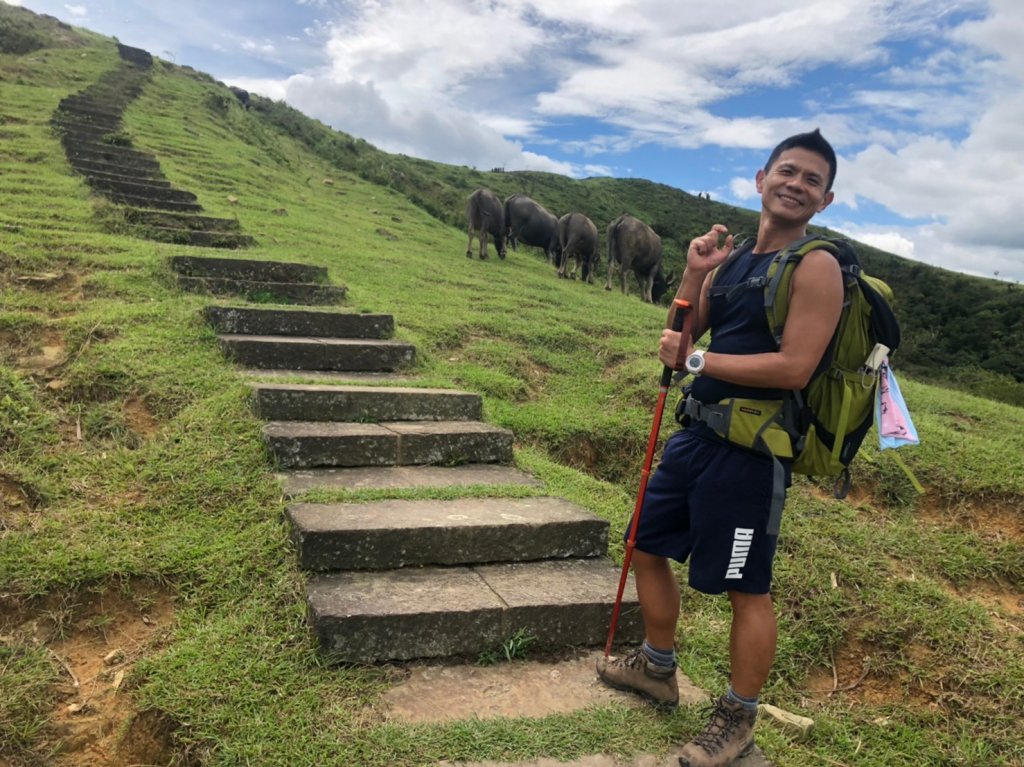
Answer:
[
  {"xmin": 112, "ymin": 670, "xmax": 125, "ymax": 690},
  {"xmin": 227, "ymin": 195, "xmax": 238, "ymax": 204},
  {"xmin": 103, "ymin": 649, "xmax": 125, "ymax": 666},
  {"xmin": 322, "ymin": 178, "xmax": 334, "ymax": 186},
  {"xmin": 760, "ymin": 703, "xmax": 815, "ymax": 741}
]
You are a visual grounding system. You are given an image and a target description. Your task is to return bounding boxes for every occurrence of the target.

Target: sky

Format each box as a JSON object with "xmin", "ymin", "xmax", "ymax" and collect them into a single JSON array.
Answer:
[{"xmin": 9, "ymin": 0, "xmax": 1024, "ymax": 282}]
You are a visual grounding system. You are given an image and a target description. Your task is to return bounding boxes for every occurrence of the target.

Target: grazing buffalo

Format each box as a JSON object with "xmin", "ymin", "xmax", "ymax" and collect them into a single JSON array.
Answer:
[
  {"xmin": 605, "ymin": 214, "xmax": 667, "ymax": 303},
  {"xmin": 557, "ymin": 212, "xmax": 599, "ymax": 282},
  {"xmin": 504, "ymin": 193, "xmax": 561, "ymax": 265},
  {"xmin": 465, "ymin": 188, "xmax": 507, "ymax": 260}
]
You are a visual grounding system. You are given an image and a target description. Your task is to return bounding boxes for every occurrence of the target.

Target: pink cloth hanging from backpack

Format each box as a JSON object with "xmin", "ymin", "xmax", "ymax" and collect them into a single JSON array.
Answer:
[{"xmin": 877, "ymin": 359, "xmax": 919, "ymax": 447}]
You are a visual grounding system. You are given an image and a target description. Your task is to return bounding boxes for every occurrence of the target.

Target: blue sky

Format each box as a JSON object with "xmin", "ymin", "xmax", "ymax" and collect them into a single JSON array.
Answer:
[{"xmin": 10, "ymin": 0, "xmax": 1024, "ymax": 282}]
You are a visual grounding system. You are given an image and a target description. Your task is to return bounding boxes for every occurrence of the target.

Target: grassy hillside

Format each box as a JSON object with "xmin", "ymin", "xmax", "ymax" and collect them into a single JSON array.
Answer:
[
  {"xmin": 250, "ymin": 97, "xmax": 1024, "ymax": 403},
  {"xmin": 1, "ymin": 6, "xmax": 1022, "ymax": 767}
]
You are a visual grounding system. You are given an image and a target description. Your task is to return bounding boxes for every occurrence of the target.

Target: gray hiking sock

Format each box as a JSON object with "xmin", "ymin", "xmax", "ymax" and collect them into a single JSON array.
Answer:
[
  {"xmin": 641, "ymin": 640, "xmax": 676, "ymax": 670},
  {"xmin": 726, "ymin": 687, "xmax": 759, "ymax": 713}
]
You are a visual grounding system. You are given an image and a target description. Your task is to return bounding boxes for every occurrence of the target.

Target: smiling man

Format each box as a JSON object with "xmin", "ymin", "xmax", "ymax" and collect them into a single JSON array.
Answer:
[{"xmin": 597, "ymin": 130, "xmax": 844, "ymax": 767}]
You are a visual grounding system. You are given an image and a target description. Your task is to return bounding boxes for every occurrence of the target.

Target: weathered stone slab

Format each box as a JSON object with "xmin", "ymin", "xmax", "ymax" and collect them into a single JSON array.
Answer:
[
  {"xmin": 204, "ymin": 305, "xmax": 393, "ymax": 338},
  {"xmin": 287, "ymin": 496, "xmax": 608, "ymax": 570},
  {"xmin": 83, "ymin": 167, "xmax": 172, "ymax": 188},
  {"xmin": 476, "ymin": 558, "xmax": 644, "ymax": 648},
  {"xmin": 170, "ymin": 255, "xmax": 327, "ymax": 283},
  {"xmin": 125, "ymin": 210, "xmax": 241, "ymax": 232},
  {"xmin": 385, "ymin": 420, "xmax": 513, "ymax": 464},
  {"xmin": 278, "ymin": 464, "xmax": 542, "ymax": 496},
  {"xmin": 308, "ymin": 567, "xmax": 506, "ymax": 662},
  {"xmin": 146, "ymin": 227, "xmax": 254, "ymax": 249},
  {"xmin": 218, "ymin": 336, "xmax": 411, "ymax": 370},
  {"xmin": 251, "ymin": 384, "xmax": 480, "ymax": 422},
  {"xmin": 86, "ymin": 175, "xmax": 197, "ymax": 202},
  {"xmin": 105, "ymin": 192, "xmax": 202, "ymax": 212},
  {"xmin": 384, "ymin": 652, "xmax": 707, "ymax": 724},
  {"xmin": 61, "ymin": 138, "xmax": 159, "ymax": 165},
  {"xmin": 308, "ymin": 559, "xmax": 642, "ymax": 662},
  {"xmin": 63, "ymin": 144, "xmax": 161, "ymax": 171},
  {"xmin": 178, "ymin": 278, "xmax": 346, "ymax": 304},
  {"xmin": 264, "ymin": 421, "xmax": 397, "ymax": 469},
  {"xmin": 264, "ymin": 420, "xmax": 512, "ymax": 468}
]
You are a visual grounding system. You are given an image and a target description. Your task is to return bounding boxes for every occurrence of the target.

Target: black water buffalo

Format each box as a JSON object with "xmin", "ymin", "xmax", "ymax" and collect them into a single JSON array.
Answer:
[
  {"xmin": 504, "ymin": 193, "xmax": 561, "ymax": 265},
  {"xmin": 557, "ymin": 212, "xmax": 599, "ymax": 282},
  {"xmin": 606, "ymin": 214, "xmax": 667, "ymax": 303},
  {"xmin": 465, "ymin": 187, "xmax": 507, "ymax": 260}
]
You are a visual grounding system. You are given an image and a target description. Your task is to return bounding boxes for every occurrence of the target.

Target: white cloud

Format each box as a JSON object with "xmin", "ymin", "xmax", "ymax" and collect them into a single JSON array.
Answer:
[
  {"xmin": 63, "ymin": 3, "xmax": 86, "ymax": 16},
  {"xmin": 730, "ymin": 177, "xmax": 758, "ymax": 200},
  {"xmin": 2, "ymin": 0, "xmax": 25, "ymax": 7}
]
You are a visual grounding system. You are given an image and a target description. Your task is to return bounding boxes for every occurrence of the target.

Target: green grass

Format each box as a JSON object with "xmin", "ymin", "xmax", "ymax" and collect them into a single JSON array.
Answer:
[{"xmin": 1, "ymin": 10, "xmax": 1023, "ymax": 767}]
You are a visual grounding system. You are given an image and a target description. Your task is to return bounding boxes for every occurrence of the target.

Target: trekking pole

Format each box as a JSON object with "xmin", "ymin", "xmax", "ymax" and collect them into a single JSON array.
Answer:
[{"xmin": 604, "ymin": 298, "xmax": 693, "ymax": 658}]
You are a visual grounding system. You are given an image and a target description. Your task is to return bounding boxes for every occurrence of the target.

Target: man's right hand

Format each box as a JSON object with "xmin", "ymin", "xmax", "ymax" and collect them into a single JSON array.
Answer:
[{"xmin": 687, "ymin": 224, "xmax": 734, "ymax": 275}]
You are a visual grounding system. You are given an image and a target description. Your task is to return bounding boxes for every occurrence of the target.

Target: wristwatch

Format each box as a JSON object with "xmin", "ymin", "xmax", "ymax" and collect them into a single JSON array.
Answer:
[{"xmin": 685, "ymin": 349, "xmax": 706, "ymax": 375}]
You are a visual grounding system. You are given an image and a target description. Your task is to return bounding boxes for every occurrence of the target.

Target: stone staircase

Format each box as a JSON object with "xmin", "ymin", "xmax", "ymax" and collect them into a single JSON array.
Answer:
[
  {"xmin": 171, "ymin": 255, "xmax": 643, "ymax": 663},
  {"xmin": 53, "ymin": 43, "xmax": 254, "ymax": 249}
]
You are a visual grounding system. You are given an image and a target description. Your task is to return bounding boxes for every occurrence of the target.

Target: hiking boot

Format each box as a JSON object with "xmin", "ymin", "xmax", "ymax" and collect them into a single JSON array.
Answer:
[
  {"xmin": 596, "ymin": 647, "xmax": 679, "ymax": 710},
  {"xmin": 677, "ymin": 695, "xmax": 757, "ymax": 767}
]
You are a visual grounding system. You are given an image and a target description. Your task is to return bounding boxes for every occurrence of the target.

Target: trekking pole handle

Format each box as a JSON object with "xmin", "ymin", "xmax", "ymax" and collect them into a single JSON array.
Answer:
[{"xmin": 661, "ymin": 299, "xmax": 692, "ymax": 387}]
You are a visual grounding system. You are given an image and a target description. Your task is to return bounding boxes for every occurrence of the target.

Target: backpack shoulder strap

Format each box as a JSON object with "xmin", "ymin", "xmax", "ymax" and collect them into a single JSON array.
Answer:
[
  {"xmin": 707, "ymin": 237, "xmax": 758, "ymax": 301},
  {"xmin": 764, "ymin": 236, "xmax": 842, "ymax": 347}
]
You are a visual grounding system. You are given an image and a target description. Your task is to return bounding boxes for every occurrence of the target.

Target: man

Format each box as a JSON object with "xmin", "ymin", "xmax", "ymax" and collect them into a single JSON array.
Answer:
[{"xmin": 597, "ymin": 129, "xmax": 845, "ymax": 767}]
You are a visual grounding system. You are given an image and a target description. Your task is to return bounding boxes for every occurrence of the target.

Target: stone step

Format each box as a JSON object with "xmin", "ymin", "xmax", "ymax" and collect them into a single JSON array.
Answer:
[
  {"xmin": 264, "ymin": 420, "xmax": 513, "ymax": 469},
  {"xmin": 177, "ymin": 277, "xmax": 345, "ymax": 304},
  {"xmin": 57, "ymin": 122, "xmax": 129, "ymax": 142},
  {"xmin": 126, "ymin": 210, "xmax": 241, "ymax": 232},
  {"xmin": 56, "ymin": 102, "xmax": 124, "ymax": 124},
  {"xmin": 68, "ymin": 157, "xmax": 166, "ymax": 184},
  {"xmin": 170, "ymin": 255, "xmax": 327, "ymax": 283},
  {"xmin": 62, "ymin": 138, "xmax": 160, "ymax": 167},
  {"xmin": 278, "ymin": 464, "xmax": 542, "ymax": 497},
  {"xmin": 307, "ymin": 558, "xmax": 643, "ymax": 662},
  {"xmin": 53, "ymin": 113, "xmax": 123, "ymax": 134},
  {"xmin": 64, "ymin": 145, "xmax": 161, "ymax": 173},
  {"xmin": 85, "ymin": 174, "xmax": 198, "ymax": 203},
  {"xmin": 218, "ymin": 336, "xmax": 411, "ymax": 371},
  {"xmin": 204, "ymin": 305, "xmax": 392, "ymax": 338},
  {"xmin": 251, "ymin": 384, "xmax": 480, "ymax": 422},
  {"xmin": 104, "ymin": 191, "xmax": 203, "ymax": 212},
  {"xmin": 80, "ymin": 166, "xmax": 171, "ymax": 188},
  {"xmin": 142, "ymin": 227, "xmax": 255, "ymax": 249},
  {"xmin": 288, "ymin": 496, "xmax": 609, "ymax": 571}
]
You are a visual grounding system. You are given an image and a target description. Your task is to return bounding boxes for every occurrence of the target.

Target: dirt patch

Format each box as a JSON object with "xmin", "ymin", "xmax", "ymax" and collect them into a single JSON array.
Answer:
[
  {"xmin": 15, "ymin": 329, "xmax": 67, "ymax": 373},
  {"xmin": 915, "ymin": 498, "xmax": 1024, "ymax": 545},
  {"xmin": 802, "ymin": 634, "xmax": 941, "ymax": 712},
  {"xmin": 123, "ymin": 396, "xmax": 159, "ymax": 439},
  {"xmin": 0, "ymin": 580, "xmax": 179, "ymax": 767}
]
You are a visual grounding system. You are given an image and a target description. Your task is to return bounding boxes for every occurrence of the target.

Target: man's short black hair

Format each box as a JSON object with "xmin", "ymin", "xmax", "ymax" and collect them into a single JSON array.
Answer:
[{"xmin": 765, "ymin": 128, "xmax": 837, "ymax": 190}]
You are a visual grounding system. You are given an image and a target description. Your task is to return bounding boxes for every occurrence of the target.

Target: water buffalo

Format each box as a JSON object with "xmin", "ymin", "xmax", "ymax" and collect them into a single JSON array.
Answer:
[
  {"xmin": 504, "ymin": 193, "xmax": 561, "ymax": 265},
  {"xmin": 606, "ymin": 214, "xmax": 667, "ymax": 303},
  {"xmin": 557, "ymin": 212, "xmax": 599, "ymax": 282},
  {"xmin": 465, "ymin": 187, "xmax": 507, "ymax": 260}
]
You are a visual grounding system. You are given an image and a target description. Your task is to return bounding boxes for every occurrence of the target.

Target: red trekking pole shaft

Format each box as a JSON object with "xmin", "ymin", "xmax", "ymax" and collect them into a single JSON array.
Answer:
[{"xmin": 604, "ymin": 298, "xmax": 692, "ymax": 657}]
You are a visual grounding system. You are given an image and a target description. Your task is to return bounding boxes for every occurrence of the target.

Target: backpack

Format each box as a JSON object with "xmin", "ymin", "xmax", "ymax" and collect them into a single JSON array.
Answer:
[{"xmin": 678, "ymin": 234, "xmax": 902, "ymax": 531}]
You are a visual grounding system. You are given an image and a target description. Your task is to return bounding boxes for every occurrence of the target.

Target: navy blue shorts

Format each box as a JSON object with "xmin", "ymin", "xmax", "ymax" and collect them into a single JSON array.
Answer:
[{"xmin": 628, "ymin": 428, "xmax": 782, "ymax": 595}]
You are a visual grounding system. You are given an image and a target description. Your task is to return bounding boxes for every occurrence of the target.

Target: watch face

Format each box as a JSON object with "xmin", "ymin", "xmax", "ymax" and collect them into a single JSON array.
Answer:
[{"xmin": 686, "ymin": 352, "xmax": 703, "ymax": 372}]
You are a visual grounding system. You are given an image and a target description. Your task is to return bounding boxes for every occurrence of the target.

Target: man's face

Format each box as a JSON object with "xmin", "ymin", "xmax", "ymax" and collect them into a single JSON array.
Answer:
[{"xmin": 756, "ymin": 147, "xmax": 835, "ymax": 223}]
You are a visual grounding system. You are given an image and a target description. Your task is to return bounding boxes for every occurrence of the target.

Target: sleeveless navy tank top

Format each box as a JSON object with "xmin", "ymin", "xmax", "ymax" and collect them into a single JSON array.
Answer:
[{"xmin": 689, "ymin": 247, "xmax": 789, "ymax": 406}]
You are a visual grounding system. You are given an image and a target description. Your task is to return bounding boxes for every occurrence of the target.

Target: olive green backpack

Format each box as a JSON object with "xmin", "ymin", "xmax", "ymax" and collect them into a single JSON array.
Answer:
[{"xmin": 680, "ymin": 235, "xmax": 902, "ymax": 532}]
